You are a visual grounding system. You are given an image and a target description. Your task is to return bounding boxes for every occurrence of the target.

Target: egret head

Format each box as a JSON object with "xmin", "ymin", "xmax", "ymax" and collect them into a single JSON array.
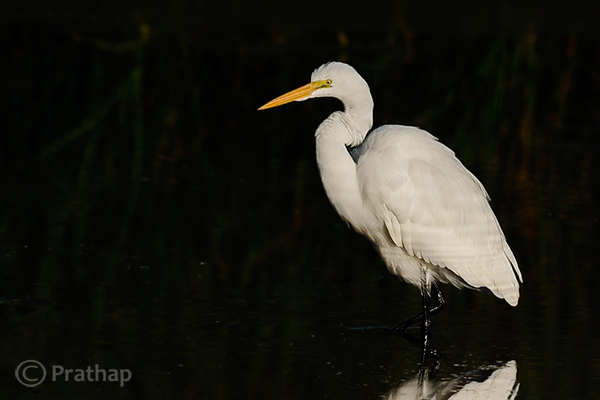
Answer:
[{"xmin": 258, "ymin": 62, "xmax": 372, "ymax": 110}]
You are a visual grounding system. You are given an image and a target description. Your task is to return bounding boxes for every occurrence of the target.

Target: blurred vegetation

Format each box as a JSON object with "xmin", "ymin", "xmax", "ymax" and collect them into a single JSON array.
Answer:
[{"xmin": 0, "ymin": 3, "xmax": 599, "ymax": 399}]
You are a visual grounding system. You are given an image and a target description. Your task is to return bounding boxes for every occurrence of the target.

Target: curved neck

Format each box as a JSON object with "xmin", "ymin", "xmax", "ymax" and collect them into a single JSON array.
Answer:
[
  {"xmin": 320, "ymin": 95, "xmax": 374, "ymax": 147},
  {"xmin": 315, "ymin": 112, "xmax": 370, "ymax": 232}
]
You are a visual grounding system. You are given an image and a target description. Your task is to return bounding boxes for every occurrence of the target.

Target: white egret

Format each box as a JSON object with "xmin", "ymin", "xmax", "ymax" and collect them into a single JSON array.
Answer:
[{"xmin": 259, "ymin": 62, "xmax": 522, "ymax": 336}]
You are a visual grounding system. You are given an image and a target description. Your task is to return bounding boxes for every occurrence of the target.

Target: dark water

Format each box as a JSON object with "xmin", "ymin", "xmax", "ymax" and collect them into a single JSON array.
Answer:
[{"xmin": 1, "ymin": 2, "xmax": 599, "ymax": 399}]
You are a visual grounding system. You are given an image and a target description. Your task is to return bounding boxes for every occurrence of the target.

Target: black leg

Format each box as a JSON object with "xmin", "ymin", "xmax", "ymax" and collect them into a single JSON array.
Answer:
[
  {"xmin": 392, "ymin": 290, "xmax": 442, "ymax": 367},
  {"xmin": 392, "ymin": 282, "xmax": 446, "ymax": 332},
  {"xmin": 417, "ymin": 346, "xmax": 442, "ymax": 386},
  {"xmin": 420, "ymin": 288, "xmax": 432, "ymax": 365}
]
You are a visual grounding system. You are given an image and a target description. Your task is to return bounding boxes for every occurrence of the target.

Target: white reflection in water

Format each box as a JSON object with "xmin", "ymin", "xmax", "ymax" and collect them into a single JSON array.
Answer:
[{"xmin": 385, "ymin": 361, "xmax": 519, "ymax": 400}]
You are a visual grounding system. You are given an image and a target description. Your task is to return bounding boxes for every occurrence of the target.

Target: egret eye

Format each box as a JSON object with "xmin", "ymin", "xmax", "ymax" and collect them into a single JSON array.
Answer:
[{"xmin": 326, "ymin": 79, "xmax": 332, "ymax": 86}]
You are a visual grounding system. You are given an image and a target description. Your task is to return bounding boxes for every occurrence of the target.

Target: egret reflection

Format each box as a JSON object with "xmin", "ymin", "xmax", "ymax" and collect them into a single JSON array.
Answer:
[{"xmin": 385, "ymin": 361, "xmax": 519, "ymax": 400}]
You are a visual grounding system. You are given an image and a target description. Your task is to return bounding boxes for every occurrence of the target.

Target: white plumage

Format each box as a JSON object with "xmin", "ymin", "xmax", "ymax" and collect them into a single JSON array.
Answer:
[
  {"xmin": 355, "ymin": 126, "xmax": 521, "ymax": 305},
  {"xmin": 259, "ymin": 61, "xmax": 522, "ymax": 323}
]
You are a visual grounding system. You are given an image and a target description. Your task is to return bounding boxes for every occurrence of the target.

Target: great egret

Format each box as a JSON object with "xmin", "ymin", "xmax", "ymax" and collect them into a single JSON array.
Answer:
[{"xmin": 259, "ymin": 62, "xmax": 522, "ymax": 336}]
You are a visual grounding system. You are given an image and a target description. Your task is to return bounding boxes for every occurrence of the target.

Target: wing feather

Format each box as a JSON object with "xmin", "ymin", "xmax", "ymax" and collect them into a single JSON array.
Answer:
[{"xmin": 356, "ymin": 125, "xmax": 522, "ymax": 305}]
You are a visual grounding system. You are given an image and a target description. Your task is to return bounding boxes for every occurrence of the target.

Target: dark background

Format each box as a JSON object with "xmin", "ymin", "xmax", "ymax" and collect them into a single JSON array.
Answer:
[{"xmin": 0, "ymin": 1, "xmax": 599, "ymax": 398}]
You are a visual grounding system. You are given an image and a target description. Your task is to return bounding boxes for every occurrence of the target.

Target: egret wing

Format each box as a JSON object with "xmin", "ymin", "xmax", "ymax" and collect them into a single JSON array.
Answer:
[{"xmin": 357, "ymin": 126, "xmax": 521, "ymax": 305}]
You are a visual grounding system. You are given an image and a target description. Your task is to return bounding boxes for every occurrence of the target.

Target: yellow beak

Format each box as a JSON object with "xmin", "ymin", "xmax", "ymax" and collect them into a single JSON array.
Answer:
[
  {"xmin": 258, "ymin": 83, "xmax": 316, "ymax": 110},
  {"xmin": 258, "ymin": 80, "xmax": 330, "ymax": 110}
]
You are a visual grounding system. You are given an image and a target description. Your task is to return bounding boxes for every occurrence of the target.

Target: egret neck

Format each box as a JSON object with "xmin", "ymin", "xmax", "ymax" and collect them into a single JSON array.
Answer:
[{"xmin": 314, "ymin": 95, "xmax": 373, "ymax": 233}]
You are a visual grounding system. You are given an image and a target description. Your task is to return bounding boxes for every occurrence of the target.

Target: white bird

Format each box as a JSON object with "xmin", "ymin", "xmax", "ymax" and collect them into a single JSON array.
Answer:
[{"xmin": 259, "ymin": 62, "xmax": 522, "ymax": 334}]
